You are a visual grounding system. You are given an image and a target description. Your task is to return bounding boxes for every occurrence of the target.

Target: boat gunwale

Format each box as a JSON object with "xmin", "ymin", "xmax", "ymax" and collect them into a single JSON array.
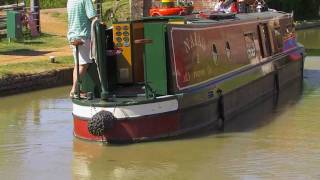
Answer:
[{"xmin": 72, "ymin": 106, "xmax": 179, "ymax": 121}]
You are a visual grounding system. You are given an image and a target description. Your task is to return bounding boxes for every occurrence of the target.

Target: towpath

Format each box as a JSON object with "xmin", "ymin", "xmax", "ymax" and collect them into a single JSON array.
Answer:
[{"xmin": 0, "ymin": 8, "xmax": 71, "ymax": 65}]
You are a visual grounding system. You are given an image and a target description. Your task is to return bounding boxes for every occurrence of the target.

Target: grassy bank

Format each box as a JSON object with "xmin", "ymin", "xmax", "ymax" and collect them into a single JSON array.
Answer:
[
  {"xmin": 0, "ymin": 56, "xmax": 73, "ymax": 79},
  {"xmin": 46, "ymin": 10, "xmax": 68, "ymax": 22},
  {"xmin": 0, "ymin": 33, "xmax": 68, "ymax": 53},
  {"xmin": 305, "ymin": 49, "xmax": 320, "ymax": 56},
  {"xmin": 295, "ymin": 20, "xmax": 320, "ymax": 30}
]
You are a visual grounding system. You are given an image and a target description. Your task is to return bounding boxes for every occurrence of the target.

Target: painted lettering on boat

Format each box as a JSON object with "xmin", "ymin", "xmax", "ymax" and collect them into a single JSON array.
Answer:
[
  {"xmin": 184, "ymin": 32, "xmax": 208, "ymax": 54},
  {"xmin": 193, "ymin": 69, "xmax": 206, "ymax": 79},
  {"xmin": 183, "ymin": 72, "xmax": 191, "ymax": 83},
  {"xmin": 171, "ymin": 28, "xmax": 225, "ymax": 90}
]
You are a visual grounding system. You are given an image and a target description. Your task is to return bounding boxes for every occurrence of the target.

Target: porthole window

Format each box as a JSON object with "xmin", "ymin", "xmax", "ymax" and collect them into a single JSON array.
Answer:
[
  {"xmin": 225, "ymin": 41, "xmax": 231, "ymax": 60},
  {"xmin": 212, "ymin": 44, "xmax": 218, "ymax": 65}
]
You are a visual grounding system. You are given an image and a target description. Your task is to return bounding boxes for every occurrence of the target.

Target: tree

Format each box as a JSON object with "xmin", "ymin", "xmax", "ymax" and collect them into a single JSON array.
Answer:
[
  {"xmin": 1, "ymin": 0, "xmax": 19, "ymax": 5},
  {"xmin": 267, "ymin": 0, "xmax": 320, "ymax": 20},
  {"xmin": 143, "ymin": 0, "xmax": 152, "ymax": 17}
]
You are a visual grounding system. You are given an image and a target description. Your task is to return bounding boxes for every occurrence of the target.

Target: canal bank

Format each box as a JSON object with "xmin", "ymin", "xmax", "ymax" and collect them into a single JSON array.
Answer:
[
  {"xmin": 0, "ymin": 56, "xmax": 73, "ymax": 96},
  {"xmin": 0, "ymin": 7, "xmax": 73, "ymax": 96},
  {"xmin": 295, "ymin": 20, "xmax": 320, "ymax": 30},
  {"xmin": 0, "ymin": 67, "xmax": 72, "ymax": 97}
]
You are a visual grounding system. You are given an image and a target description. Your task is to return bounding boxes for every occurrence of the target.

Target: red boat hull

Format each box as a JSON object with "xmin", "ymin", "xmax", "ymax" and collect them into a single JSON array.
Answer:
[{"xmin": 73, "ymin": 112, "xmax": 180, "ymax": 143}]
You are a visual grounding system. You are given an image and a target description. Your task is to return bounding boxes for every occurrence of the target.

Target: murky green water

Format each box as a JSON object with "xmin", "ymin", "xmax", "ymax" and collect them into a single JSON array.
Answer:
[
  {"xmin": 297, "ymin": 27, "xmax": 320, "ymax": 49},
  {"xmin": 297, "ymin": 27, "xmax": 320, "ymax": 55},
  {"xmin": 1, "ymin": 29, "xmax": 320, "ymax": 179}
]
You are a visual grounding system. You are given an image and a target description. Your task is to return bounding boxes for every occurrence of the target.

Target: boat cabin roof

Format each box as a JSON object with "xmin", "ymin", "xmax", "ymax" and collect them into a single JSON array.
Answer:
[{"xmin": 143, "ymin": 11, "xmax": 291, "ymax": 25}]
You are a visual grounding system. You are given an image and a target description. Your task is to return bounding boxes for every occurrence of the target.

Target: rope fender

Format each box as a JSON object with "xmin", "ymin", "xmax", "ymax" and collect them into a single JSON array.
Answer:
[
  {"xmin": 88, "ymin": 110, "xmax": 116, "ymax": 136},
  {"xmin": 217, "ymin": 89, "xmax": 225, "ymax": 130},
  {"xmin": 273, "ymin": 66, "xmax": 280, "ymax": 105}
]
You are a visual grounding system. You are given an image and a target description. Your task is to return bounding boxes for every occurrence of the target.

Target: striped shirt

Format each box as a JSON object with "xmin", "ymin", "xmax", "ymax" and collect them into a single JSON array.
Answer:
[{"xmin": 67, "ymin": 0, "xmax": 97, "ymax": 41}]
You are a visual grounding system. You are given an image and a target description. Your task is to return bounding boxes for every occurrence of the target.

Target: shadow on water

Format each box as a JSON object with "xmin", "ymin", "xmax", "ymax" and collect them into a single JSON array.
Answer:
[{"xmin": 225, "ymin": 80, "xmax": 303, "ymax": 133}]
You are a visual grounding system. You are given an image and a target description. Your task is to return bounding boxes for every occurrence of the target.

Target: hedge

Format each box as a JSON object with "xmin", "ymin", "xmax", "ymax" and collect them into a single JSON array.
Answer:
[
  {"xmin": 25, "ymin": 0, "xmax": 67, "ymax": 9},
  {"xmin": 1, "ymin": 0, "xmax": 19, "ymax": 5}
]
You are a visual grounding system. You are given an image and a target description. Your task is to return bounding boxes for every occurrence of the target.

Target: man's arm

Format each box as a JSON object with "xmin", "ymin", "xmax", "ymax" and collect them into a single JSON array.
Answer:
[{"xmin": 85, "ymin": 0, "xmax": 97, "ymax": 20}]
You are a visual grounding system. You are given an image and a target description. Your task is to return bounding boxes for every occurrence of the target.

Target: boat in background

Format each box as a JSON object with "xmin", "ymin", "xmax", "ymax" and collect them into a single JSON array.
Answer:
[{"xmin": 72, "ymin": 0, "xmax": 305, "ymax": 143}]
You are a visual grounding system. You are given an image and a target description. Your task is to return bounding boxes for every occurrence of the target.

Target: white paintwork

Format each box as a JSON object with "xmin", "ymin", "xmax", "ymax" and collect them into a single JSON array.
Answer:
[{"xmin": 73, "ymin": 99, "xmax": 179, "ymax": 119}]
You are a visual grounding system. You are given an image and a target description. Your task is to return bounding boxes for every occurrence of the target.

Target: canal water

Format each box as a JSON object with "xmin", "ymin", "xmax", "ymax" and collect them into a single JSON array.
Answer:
[
  {"xmin": 1, "ymin": 29, "xmax": 320, "ymax": 180},
  {"xmin": 297, "ymin": 27, "xmax": 320, "ymax": 52}
]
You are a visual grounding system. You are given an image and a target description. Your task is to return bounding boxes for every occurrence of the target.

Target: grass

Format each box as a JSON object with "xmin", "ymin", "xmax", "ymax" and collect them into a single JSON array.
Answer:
[
  {"xmin": 306, "ymin": 49, "xmax": 320, "ymax": 56},
  {"xmin": 0, "ymin": 33, "xmax": 68, "ymax": 54},
  {"xmin": 0, "ymin": 56, "xmax": 73, "ymax": 79},
  {"xmin": 0, "ymin": 6, "xmax": 72, "ymax": 80},
  {"xmin": 51, "ymin": 11, "xmax": 68, "ymax": 22}
]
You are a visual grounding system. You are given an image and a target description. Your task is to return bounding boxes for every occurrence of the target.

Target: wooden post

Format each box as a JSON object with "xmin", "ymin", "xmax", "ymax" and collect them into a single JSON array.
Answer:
[
  {"xmin": 96, "ymin": 0, "xmax": 102, "ymax": 20},
  {"xmin": 30, "ymin": 0, "xmax": 40, "ymax": 33},
  {"xmin": 130, "ymin": 0, "xmax": 153, "ymax": 19}
]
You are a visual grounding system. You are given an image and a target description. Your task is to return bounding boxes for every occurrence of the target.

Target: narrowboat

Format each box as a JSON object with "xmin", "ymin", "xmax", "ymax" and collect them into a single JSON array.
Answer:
[{"xmin": 72, "ymin": 1, "xmax": 305, "ymax": 143}]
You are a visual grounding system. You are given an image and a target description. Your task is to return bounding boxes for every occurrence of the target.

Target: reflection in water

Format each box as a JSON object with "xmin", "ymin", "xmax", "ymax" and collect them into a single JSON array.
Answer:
[
  {"xmin": 0, "ymin": 87, "xmax": 73, "ymax": 180},
  {"xmin": 297, "ymin": 28, "xmax": 320, "ymax": 50}
]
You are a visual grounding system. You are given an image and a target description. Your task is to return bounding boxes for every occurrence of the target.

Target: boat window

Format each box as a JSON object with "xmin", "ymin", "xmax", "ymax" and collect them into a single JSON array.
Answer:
[
  {"xmin": 212, "ymin": 44, "xmax": 218, "ymax": 65},
  {"xmin": 225, "ymin": 41, "xmax": 231, "ymax": 60},
  {"xmin": 258, "ymin": 23, "xmax": 272, "ymax": 58},
  {"xmin": 285, "ymin": 24, "xmax": 295, "ymax": 38},
  {"xmin": 274, "ymin": 27, "xmax": 283, "ymax": 50},
  {"xmin": 286, "ymin": 24, "xmax": 294, "ymax": 33},
  {"xmin": 244, "ymin": 32, "xmax": 257, "ymax": 61}
]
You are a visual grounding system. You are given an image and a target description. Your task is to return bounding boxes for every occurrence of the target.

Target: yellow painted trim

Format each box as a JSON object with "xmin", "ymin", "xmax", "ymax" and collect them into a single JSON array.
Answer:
[{"xmin": 162, "ymin": 0, "xmax": 175, "ymax": 2}]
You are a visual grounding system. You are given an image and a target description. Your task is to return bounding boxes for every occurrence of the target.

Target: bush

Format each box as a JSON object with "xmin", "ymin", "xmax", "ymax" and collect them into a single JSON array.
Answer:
[
  {"xmin": 25, "ymin": 0, "xmax": 67, "ymax": 9},
  {"xmin": 267, "ymin": 0, "xmax": 320, "ymax": 20},
  {"xmin": 23, "ymin": 0, "xmax": 109, "ymax": 9},
  {"xmin": 1, "ymin": 0, "xmax": 19, "ymax": 5}
]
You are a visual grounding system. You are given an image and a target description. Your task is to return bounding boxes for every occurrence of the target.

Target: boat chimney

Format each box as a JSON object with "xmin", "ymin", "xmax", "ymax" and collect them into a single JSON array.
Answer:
[
  {"xmin": 256, "ymin": 2, "xmax": 262, "ymax": 13},
  {"xmin": 237, "ymin": 0, "xmax": 246, "ymax": 13}
]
